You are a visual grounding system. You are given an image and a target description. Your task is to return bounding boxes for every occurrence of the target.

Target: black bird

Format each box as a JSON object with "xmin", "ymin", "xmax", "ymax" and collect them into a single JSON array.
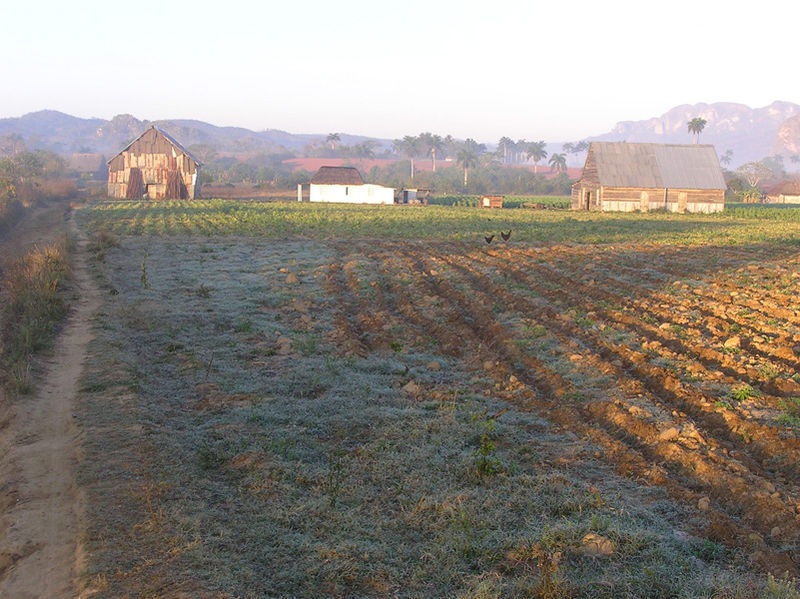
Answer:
[
  {"xmin": 484, "ymin": 234, "xmax": 494, "ymax": 244},
  {"xmin": 501, "ymin": 229, "xmax": 512, "ymax": 241}
]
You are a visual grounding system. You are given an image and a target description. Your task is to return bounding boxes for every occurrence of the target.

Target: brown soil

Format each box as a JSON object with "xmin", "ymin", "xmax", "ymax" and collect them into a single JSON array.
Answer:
[
  {"xmin": 321, "ymin": 239, "xmax": 800, "ymax": 576},
  {"xmin": 0, "ymin": 202, "xmax": 98, "ymax": 598}
]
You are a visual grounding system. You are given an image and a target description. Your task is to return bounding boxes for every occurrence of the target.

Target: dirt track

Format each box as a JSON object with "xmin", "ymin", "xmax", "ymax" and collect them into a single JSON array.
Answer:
[
  {"xmin": 0, "ymin": 205, "xmax": 95, "ymax": 598},
  {"xmin": 322, "ymin": 239, "xmax": 800, "ymax": 575}
]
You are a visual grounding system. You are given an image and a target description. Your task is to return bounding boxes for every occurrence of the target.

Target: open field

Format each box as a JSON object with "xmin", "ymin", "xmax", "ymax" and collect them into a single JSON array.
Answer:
[{"xmin": 73, "ymin": 200, "xmax": 800, "ymax": 597}]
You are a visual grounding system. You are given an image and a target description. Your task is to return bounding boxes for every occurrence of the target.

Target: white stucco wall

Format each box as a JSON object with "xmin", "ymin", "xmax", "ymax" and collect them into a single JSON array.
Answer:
[{"xmin": 309, "ymin": 183, "xmax": 394, "ymax": 205}]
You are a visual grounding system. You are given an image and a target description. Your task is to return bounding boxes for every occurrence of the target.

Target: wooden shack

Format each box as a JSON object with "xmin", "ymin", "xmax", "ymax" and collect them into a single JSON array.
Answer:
[
  {"xmin": 480, "ymin": 195, "xmax": 503, "ymax": 208},
  {"xmin": 572, "ymin": 142, "xmax": 725, "ymax": 213},
  {"xmin": 107, "ymin": 126, "xmax": 201, "ymax": 199}
]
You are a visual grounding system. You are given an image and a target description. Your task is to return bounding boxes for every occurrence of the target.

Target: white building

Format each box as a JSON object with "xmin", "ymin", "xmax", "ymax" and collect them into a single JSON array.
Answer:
[{"xmin": 298, "ymin": 166, "xmax": 394, "ymax": 205}]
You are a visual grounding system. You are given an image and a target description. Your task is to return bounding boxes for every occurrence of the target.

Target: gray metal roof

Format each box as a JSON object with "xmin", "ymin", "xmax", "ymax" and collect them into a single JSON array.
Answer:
[{"xmin": 592, "ymin": 142, "xmax": 725, "ymax": 190}]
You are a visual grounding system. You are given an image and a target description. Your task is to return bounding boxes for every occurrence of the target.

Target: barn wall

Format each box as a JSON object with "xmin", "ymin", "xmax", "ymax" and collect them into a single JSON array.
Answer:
[
  {"xmin": 571, "ymin": 183, "xmax": 601, "ymax": 210},
  {"xmin": 601, "ymin": 187, "xmax": 665, "ymax": 212},
  {"xmin": 571, "ymin": 148, "xmax": 601, "ymax": 210},
  {"xmin": 666, "ymin": 188, "xmax": 724, "ymax": 212},
  {"xmin": 107, "ymin": 129, "xmax": 200, "ymax": 199},
  {"xmin": 310, "ymin": 183, "xmax": 394, "ymax": 205},
  {"xmin": 597, "ymin": 187, "xmax": 724, "ymax": 213}
]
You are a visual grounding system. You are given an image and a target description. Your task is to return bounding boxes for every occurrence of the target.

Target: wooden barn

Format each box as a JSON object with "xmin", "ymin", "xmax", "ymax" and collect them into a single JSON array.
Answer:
[
  {"xmin": 572, "ymin": 142, "xmax": 725, "ymax": 213},
  {"xmin": 107, "ymin": 126, "xmax": 201, "ymax": 199}
]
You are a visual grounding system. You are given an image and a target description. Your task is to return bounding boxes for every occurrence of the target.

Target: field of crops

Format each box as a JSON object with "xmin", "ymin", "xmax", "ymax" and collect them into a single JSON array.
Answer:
[
  {"xmin": 75, "ymin": 200, "xmax": 800, "ymax": 598},
  {"xmin": 83, "ymin": 199, "xmax": 800, "ymax": 245}
]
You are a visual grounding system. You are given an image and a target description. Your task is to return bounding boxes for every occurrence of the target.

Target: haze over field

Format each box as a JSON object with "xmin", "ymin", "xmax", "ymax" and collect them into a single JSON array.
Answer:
[{"xmin": 2, "ymin": 0, "xmax": 798, "ymax": 143}]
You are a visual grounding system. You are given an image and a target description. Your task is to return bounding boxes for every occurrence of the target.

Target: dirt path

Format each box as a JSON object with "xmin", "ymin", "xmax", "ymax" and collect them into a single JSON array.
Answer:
[{"xmin": 0, "ymin": 209, "xmax": 97, "ymax": 598}]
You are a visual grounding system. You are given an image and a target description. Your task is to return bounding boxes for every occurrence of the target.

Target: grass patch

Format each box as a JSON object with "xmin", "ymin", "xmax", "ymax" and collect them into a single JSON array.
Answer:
[{"xmin": 0, "ymin": 239, "xmax": 71, "ymax": 393}]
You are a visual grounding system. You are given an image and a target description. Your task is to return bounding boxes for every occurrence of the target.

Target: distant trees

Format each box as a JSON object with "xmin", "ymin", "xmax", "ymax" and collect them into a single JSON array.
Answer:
[
  {"xmin": 418, "ymin": 132, "xmax": 444, "ymax": 172},
  {"xmin": 526, "ymin": 141, "xmax": 548, "ymax": 173},
  {"xmin": 562, "ymin": 140, "xmax": 589, "ymax": 166},
  {"xmin": 548, "ymin": 153, "xmax": 568, "ymax": 173},
  {"xmin": 719, "ymin": 149, "xmax": 733, "ymax": 168},
  {"xmin": 456, "ymin": 139, "xmax": 483, "ymax": 186},
  {"xmin": 0, "ymin": 133, "xmax": 27, "ymax": 157},
  {"xmin": 687, "ymin": 118, "xmax": 707, "ymax": 144},
  {"xmin": 393, "ymin": 136, "xmax": 423, "ymax": 179},
  {"xmin": 498, "ymin": 137, "xmax": 514, "ymax": 164},
  {"xmin": 736, "ymin": 161, "xmax": 773, "ymax": 188},
  {"xmin": 326, "ymin": 133, "xmax": 341, "ymax": 150}
]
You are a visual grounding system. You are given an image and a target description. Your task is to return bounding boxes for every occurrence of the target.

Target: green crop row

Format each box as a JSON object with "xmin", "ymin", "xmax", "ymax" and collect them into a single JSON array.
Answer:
[{"xmin": 80, "ymin": 199, "xmax": 800, "ymax": 246}]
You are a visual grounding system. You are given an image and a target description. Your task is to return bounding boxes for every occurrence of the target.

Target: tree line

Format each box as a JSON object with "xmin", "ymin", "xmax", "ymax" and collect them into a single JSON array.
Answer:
[{"xmin": 0, "ymin": 150, "xmax": 77, "ymax": 229}]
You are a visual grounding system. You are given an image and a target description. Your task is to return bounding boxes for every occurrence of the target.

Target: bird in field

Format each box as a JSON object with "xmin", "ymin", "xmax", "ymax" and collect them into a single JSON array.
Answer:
[
  {"xmin": 484, "ymin": 234, "xmax": 494, "ymax": 244},
  {"xmin": 501, "ymin": 229, "xmax": 512, "ymax": 241}
]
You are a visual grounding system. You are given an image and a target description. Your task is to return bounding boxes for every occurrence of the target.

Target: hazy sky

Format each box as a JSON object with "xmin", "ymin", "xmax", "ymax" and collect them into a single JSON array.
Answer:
[{"xmin": 2, "ymin": 0, "xmax": 796, "ymax": 143}]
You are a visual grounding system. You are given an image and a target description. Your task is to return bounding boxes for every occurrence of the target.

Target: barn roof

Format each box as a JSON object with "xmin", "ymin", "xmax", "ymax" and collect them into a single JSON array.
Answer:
[
  {"xmin": 767, "ymin": 180, "xmax": 800, "ymax": 195},
  {"xmin": 108, "ymin": 126, "xmax": 202, "ymax": 166},
  {"xmin": 590, "ymin": 142, "xmax": 725, "ymax": 190},
  {"xmin": 310, "ymin": 166, "xmax": 364, "ymax": 185}
]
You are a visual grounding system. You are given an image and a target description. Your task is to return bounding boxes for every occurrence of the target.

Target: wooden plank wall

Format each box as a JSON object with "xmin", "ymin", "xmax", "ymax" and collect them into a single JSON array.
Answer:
[{"xmin": 107, "ymin": 133, "xmax": 198, "ymax": 199}]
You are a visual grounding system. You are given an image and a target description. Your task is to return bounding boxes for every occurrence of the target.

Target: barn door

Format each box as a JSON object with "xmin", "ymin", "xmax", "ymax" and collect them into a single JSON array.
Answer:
[
  {"xmin": 126, "ymin": 168, "xmax": 143, "ymax": 199},
  {"xmin": 165, "ymin": 170, "xmax": 188, "ymax": 199}
]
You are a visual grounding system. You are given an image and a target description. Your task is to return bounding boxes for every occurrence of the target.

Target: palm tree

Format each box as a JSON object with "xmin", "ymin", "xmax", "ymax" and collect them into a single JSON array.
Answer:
[
  {"xmin": 687, "ymin": 118, "xmax": 707, "ymax": 144},
  {"xmin": 720, "ymin": 149, "xmax": 734, "ymax": 167},
  {"xmin": 393, "ymin": 135, "xmax": 421, "ymax": 179},
  {"xmin": 457, "ymin": 147, "xmax": 478, "ymax": 186},
  {"xmin": 353, "ymin": 141, "xmax": 376, "ymax": 159},
  {"xmin": 326, "ymin": 133, "xmax": 341, "ymax": 150},
  {"xmin": 526, "ymin": 140, "xmax": 548, "ymax": 173},
  {"xmin": 498, "ymin": 136, "xmax": 514, "ymax": 164},
  {"xmin": 548, "ymin": 153, "xmax": 567, "ymax": 173},
  {"xmin": 418, "ymin": 132, "xmax": 444, "ymax": 172},
  {"xmin": 514, "ymin": 139, "xmax": 527, "ymax": 164}
]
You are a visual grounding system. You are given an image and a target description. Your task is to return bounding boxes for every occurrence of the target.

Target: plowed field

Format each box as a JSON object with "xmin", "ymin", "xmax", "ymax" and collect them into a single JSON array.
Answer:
[{"xmin": 322, "ymin": 239, "xmax": 800, "ymax": 569}]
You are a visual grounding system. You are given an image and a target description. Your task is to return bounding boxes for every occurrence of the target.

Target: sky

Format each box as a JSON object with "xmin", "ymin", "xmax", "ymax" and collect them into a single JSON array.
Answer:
[{"xmin": 2, "ymin": 0, "xmax": 798, "ymax": 144}]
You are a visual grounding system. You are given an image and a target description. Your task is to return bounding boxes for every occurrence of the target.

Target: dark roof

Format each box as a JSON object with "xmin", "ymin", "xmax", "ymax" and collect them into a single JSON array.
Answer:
[
  {"xmin": 590, "ymin": 142, "xmax": 725, "ymax": 190},
  {"xmin": 108, "ymin": 126, "xmax": 202, "ymax": 166},
  {"xmin": 310, "ymin": 166, "xmax": 364, "ymax": 185}
]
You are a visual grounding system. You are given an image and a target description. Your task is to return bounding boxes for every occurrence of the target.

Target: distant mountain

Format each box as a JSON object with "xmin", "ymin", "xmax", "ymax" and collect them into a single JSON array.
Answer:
[
  {"xmin": 591, "ymin": 101, "xmax": 800, "ymax": 166},
  {"xmin": 772, "ymin": 114, "xmax": 800, "ymax": 158},
  {"xmin": 3, "ymin": 103, "xmax": 800, "ymax": 169},
  {"xmin": 0, "ymin": 111, "xmax": 384, "ymax": 157}
]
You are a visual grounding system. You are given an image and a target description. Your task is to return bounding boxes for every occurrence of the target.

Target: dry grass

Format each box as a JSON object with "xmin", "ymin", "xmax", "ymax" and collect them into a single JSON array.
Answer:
[{"xmin": 0, "ymin": 240, "xmax": 71, "ymax": 393}]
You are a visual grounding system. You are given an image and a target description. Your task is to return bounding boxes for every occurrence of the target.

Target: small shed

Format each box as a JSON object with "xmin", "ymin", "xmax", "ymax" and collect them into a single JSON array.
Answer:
[
  {"xmin": 572, "ymin": 142, "xmax": 725, "ymax": 213},
  {"xmin": 107, "ymin": 126, "xmax": 201, "ymax": 199},
  {"xmin": 765, "ymin": 181, "xmax": 800, "ymax": 204},
  {"xmin": 301, "ymin": 166, "xmax": 394, "ymax": 205},
  {"xmin": 398, "ymin": 188, "xmax": 430, "ymax": 205},
  {"xmin": 480, "ymin": 195, "xmax": 503, "ymax": 208}
]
